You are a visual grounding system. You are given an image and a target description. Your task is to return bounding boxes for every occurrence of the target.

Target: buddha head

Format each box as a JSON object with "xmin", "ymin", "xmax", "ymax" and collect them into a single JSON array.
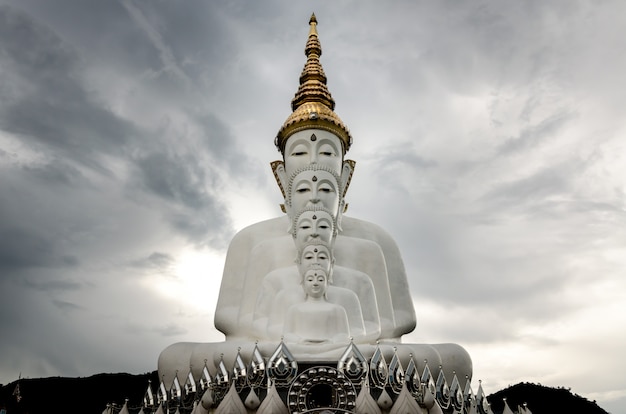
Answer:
[
  {"xmin": 301, "ymin": 264, "xmax": 329, "ymax": 300},
  {"xmin": 286, "ymin": 165, "xmax": 342, "ymax": 219},
  {"xmin": 296, "ymin": 239, "xmax": 334, "ymax": 283},
  {"xmin": 290, "ymin": 206, "xmax": 337, "ymax": 248},
  {"xmin": 283, "ymin": 130, "xmax": 343, "ymax": 176},
  {"xmin": 271, "ymin": 14, "xmax": 355, "ymax": 214}
]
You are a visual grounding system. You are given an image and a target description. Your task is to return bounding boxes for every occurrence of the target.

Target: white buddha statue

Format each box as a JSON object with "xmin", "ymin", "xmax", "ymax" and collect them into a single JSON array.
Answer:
[
  {"xmin": 283, "ymin": 265, "xmax": 351, "ymax": 344},
  {"xmin": 158, "ymin": 14, "xmax": 472, "ymax": 388},
  {"xmin": 257, "ymin": 238, "xmax": 371, "ymax": 343},
  {"xmin": 239, "ymin": 174, "xmax": 384, "ymax": 341}
]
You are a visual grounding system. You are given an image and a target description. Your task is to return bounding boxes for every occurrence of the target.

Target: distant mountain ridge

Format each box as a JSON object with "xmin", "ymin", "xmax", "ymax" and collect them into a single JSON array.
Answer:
[
  {"xmin": 0, "ymin": 373, "xmax": 610, "ymax": 413},
  {"xmin": 0, "ymin": 372, "xmax": 159, "ymax": 414},
  {"xmin": 488, "ymin": 382, "xmax": 609, "ymax": 414}
]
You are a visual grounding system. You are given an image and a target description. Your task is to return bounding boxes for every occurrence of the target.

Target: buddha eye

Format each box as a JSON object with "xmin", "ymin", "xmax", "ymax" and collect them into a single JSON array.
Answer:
[
  {"xmin": 290, "ymin": 144, "xmax": 308, "ymax": 157},
  {"xmin": 319, "ymin": 144, "xmax": 336, "ymax": 157}
]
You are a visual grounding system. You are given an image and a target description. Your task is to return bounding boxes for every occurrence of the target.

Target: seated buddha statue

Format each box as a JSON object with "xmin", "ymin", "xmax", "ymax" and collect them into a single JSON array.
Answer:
[
  {"xmin": 283, "ymin": 265, "xmax": 351, "ymax": 344},
  {"xmin": 158, "ymin": 15, "xmax": 472, "ymax": 388},
  {"xmin": 257, "ymin": 238, "xmax": 371, "ymax": 343}
]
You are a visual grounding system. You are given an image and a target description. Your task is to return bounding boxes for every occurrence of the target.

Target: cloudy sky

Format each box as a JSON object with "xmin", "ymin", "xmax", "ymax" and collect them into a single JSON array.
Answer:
[{"xmin": 1, "ymin": 0, "xmax": 625, "ymax": 412}]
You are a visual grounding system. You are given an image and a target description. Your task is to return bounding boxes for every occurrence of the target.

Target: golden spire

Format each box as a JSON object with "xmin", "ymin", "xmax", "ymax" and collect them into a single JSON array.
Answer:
[{"xmin": 276, "ymin": 14, "xmax": 352, "ymax": 154}]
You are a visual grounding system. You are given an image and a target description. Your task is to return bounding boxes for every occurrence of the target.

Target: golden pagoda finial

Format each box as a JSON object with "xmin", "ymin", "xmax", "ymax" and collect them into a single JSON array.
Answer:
[
  {"xmin": 309, "ymin": 13, "xmax": 317, "ymax": 33},
  {"xmin": 275, "ymin": 14, "xmax": 352, "ymax": 154}
]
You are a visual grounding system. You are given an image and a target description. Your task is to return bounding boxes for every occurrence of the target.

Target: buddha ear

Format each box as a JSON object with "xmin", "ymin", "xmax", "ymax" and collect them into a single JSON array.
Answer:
[
  {"xmin": 270, "ymin": 160, "xmax": 287, "ymax": 199},
  {"xmin": 341, "ymin": 160, "xmax": 356, "ymax": 199},
  {"xmin": 286, "ymin": 212, "xmax": 294, "ymax": 234}
]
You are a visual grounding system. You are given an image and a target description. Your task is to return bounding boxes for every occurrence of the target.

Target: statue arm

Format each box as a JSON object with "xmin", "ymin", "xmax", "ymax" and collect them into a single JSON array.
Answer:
[
  {"xmin": 214, "ymin": 229, "xmax": 251, "ymax": 335},
  {"xmin": 375, "ymin": 229, "xmax": 416, "ymax": 336},
  {"xmin": 342, "ymin": 217, "xmax": 417, "ymax": 337}
]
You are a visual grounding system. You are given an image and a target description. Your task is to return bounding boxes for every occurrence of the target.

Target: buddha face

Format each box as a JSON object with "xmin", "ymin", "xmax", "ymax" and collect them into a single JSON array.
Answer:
[
  {"xmin": 288, "ymin": 169, "xmax": 340, "ymax": 217},
  {"xmin": 284, "ymin": 130, "xmax": 343, "ymax": 176},
  {"xmin": 293, "ymin": 210, "xmax": 335, "ymax": 249},
  {"xmin": 303, "ymin": 267, "xmax": 328, "ymax": 299},
  {"xmin": 297, "ymin": 244, "xmax": 332, "ymax": 277}
]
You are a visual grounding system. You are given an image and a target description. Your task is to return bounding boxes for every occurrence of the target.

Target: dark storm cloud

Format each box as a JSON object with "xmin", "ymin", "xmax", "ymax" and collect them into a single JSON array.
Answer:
[
  {"xmin": 0, "ymin": 4, "xmax": 137, "ymax": 172},
  {"xmin": 133, "ymin": 150, "xmax": 233, "ymax": 248},
  {"xmin": 193, "ymin": 112, "xmax": 260, "ymax": 181},
  {"xmin": 1, "ymin": 2, "xmax": 245, "ymax": 251},
  {"xmin": 0, "ymin": 226, "xmax": 79, "ymax": 272},
  {"xmin": 136, "ymin": 152, "xmax": 213, "ymax": 211}
]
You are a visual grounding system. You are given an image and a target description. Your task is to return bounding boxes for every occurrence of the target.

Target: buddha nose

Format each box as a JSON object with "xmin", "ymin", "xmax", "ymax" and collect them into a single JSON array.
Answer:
[
  {"xmin": 310, "ymin": 151, "xmax": 318, "ymax": 164},
  {"xmin": 310, "ymin": 189, "xmax": 320, "ymax": 203}
]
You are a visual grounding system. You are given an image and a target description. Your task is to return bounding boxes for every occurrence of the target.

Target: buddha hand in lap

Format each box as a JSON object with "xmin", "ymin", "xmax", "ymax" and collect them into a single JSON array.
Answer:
[{"xmin": 283, "ymin": 265, "xmax": 351, "ymax": 344}]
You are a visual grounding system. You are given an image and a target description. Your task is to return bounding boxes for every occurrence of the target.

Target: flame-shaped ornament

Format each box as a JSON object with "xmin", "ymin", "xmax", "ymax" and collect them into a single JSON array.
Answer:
[
  {"xmin": 388, "ymin": 348, "xmax": 405, "ymax": 394},
  {"xmin": 476, "ymin": 380, "xmax": 491, "ymax": 414},
  {"xmin": 182, "ymin": 369, "xmax": 197, "ymax": 407},
  {"xmin": 435, "ymin": 367, "xmax": 451, "ymax": 409},
  {"xmin": 143, "ymin": 380, "xmax": 155, "ymax": 408},
  {"xmin": 267, "ymin": 340, "xmax": 298, "ymax": 386},
  {"xmin": 199, "ymin": 361, "xmax": 212, "ymax": 391},
  {"xmin": 169, "ymin": 374, "xmax": 182, "ymax": 410},
  {"xmin": 404, "ymin": 356, "xmax": 421, "ymax": 399},
  {"xmin": 369, "ymin": 344, "xmax": 388, "ymax": 389},
  {"xmin": 213, "ymin": 355, "xmax": 230, "ymax": 403},
  {"xmin": 233, "ymin": 348, "xmax": 247, "ymax": 392},
  {"xmin": 464, "ymin": 376, "xmax": 478, "ymax": 414},
  {"xmin": 337, "ymin": 339, "xmax": 368, "ymax": 384},
  {"xmin": 247, "ymin": 342, "xmax": 266, "ymax": 389},
  {"xmin": 157, "ymin": 380, "xmax": 168, "ymax": 405},
  {"xmin": 449, "ymin": 373, "xmax": 464, "ymax": 413}
]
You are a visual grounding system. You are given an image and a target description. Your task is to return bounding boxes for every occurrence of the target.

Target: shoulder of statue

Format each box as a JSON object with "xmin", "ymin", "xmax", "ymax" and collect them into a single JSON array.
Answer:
[
  {"xmin": 231, "ymin": 216, "xmax": 289, "ymax": 241},
  {"xmin": 341, "ymin": 216, "xmax": 397, "ymax": 244}
]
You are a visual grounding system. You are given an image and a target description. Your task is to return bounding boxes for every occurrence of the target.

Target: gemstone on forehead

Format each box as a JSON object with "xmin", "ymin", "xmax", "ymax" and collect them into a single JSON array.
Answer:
[
  {"xmin": 312, "ymin": 176, "xmax": 317, "ymax": 182},
  {"xmin": 310, "ymin": 133, "xmax": 317, "ymax": 141},
  {"xmin": 312, "ymin": 215, "xmax": 317, "ymax": 220}
]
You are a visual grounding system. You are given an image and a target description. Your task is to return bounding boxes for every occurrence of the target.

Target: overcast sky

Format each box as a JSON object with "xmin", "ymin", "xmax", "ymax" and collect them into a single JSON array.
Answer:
[{"xmin": 1, "ymin": 1, "xmax": 625, "ymax": 412}]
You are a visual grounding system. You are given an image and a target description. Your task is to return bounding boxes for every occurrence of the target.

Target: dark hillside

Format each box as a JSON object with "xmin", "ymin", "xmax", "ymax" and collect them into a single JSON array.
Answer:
[
  {"xmin": 0, "ymin": 372, "xmax": 159, "ymax": 414},
  {"xmin": 488, "ymin": 382, "xmax": 609, "ymax": 414}
]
